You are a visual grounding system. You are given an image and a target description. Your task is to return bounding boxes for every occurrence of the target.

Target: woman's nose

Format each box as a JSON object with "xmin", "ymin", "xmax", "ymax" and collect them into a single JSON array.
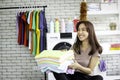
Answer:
[{"xmin": 78, "ymin": 30, "xmax": 83, "ymax": 33}]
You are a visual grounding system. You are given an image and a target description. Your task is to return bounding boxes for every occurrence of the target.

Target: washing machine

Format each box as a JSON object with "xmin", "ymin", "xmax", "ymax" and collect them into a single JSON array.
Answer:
[
  {"xmin": 47, "ymin": 32, "xmax": 76, "ymax": 50},
  {"xmin": 46, "ymin": 32, "xmax": 77, "ymax": 80}
]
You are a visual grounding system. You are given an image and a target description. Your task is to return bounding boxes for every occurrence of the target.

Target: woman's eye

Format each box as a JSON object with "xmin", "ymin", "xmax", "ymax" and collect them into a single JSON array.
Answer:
[
  {"xmin": 82, "ymin": 29, "xmax": 87, "ymax": 31},
  {"xmin": 78, "ymin": 28, "xmax": 87, "ymax": 31}
]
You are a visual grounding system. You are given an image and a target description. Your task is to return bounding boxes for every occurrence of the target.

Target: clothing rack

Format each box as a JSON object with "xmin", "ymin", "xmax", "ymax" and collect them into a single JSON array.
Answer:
[
  {"xmin": 0, "ymin": 5, "xmax": 47, "ymax": 11},
  {"xmin": 0, "ymin": 5, "xmax": 47, "ymax": 80}
]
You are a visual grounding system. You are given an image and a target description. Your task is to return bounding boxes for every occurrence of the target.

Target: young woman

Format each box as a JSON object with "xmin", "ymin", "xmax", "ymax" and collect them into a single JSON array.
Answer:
[{"xmin": 53, "ymin": 21, "xmax": 103, "ymax": 80}]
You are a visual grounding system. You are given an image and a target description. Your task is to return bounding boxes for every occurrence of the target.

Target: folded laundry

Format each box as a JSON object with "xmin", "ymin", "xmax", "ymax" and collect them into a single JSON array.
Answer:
[
  {"xmin": 35, "ymin": 50, "xmax": 74, "ymax": 73},
  {"xmin": 110, "ymin": 43, "xmax": 120, "ymax": 50}
]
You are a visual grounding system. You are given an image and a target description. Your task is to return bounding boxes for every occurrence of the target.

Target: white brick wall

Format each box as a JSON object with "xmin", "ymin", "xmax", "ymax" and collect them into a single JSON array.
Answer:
[
  {"xmin": 0, "ymin": 0, "xmax": 120, "ymax": 80},
  {"xmin": 101, "ymin": 54, "xmax": 120, "ymax": 76}
]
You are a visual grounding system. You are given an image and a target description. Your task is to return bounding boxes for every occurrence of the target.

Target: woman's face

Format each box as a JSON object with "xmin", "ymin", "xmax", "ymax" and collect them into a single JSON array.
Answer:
[{"xmin": 77, "ymin": 23, "xmax": 89, "ymax": 41}]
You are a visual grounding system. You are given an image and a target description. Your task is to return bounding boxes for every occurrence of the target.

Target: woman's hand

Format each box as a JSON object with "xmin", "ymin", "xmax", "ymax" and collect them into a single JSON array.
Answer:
[{"xmin": 68, "ymin": 60, "xmax": 81, "ymax": 70}]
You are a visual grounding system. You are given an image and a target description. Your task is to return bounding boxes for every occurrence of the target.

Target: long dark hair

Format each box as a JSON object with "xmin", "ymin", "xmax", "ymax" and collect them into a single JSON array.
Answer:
[{"xmin": 73, "ymin": 21, "xmax": 102, "ymax": 55}]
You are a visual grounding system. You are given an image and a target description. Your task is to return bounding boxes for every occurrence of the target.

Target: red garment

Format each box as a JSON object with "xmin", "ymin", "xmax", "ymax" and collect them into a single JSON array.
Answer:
[
  {"xmin": 21, "ymin": 12, "xmax": 28, "ymax": 47},
  {"xmin": 18, "ymin": 12, "xmax": 23, "ymax": 45}
]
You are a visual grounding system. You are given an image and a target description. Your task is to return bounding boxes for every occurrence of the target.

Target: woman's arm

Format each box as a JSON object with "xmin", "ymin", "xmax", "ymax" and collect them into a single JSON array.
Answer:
[{"xmin": 68, "ymin": 56, "xmax": 100, "ymax": 74}]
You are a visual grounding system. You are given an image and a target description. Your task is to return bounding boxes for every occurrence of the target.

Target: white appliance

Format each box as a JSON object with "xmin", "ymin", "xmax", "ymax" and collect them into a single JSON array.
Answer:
[
  {"xmin": 46, "ymin": 32, "xmax": 76, "ymax": 80},
  {"xmin": 47, "ymin": 33, "xmax": 76, "ymax": 50}
]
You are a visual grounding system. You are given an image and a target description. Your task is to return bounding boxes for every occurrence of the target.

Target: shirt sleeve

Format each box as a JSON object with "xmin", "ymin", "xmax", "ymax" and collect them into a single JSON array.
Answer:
[{"xmin": 93, "ymin": 51, "xmax": 101, "ymax": 57}]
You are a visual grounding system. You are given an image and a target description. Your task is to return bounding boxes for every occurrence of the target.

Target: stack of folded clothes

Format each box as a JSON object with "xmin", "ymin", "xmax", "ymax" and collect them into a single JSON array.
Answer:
[{"xmin": 35, "ymin": 50, "xmax": 74, "ymax": 73}]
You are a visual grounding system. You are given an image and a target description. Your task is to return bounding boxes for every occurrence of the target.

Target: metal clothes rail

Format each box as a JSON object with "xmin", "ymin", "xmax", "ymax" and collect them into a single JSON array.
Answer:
[{"xmin": 0, "ymin": 5, "xmax": 47, "ymax": 11}]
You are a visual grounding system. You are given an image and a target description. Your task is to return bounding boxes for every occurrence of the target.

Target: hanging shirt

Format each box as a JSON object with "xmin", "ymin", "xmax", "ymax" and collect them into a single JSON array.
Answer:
[
  {"xmin": 36, "ymin": 10, "xmax": 40, "ymax": 56},
  {"xmin": 18, "ymin": 12, "xmax": 24, "ymax": 45},
  {"xmin": 25, "ymin": 11, "xmax": 29, "ymax": 47},
  {"xmin": 32, "ymin": 11, "xmax": 37, "ymax": 56},
  {"xmin": 42, "ymin": 10, "xmax": 47, "ymax": 50},
  {"xmin": 29, "ymin": 11, "xmax": 33, "ymax": 30},
  {"xmin": 39, "ymin": 10, "xmax": 44, "ymax": 52},
  {"xmin": 27, "ymin": 11, "xmax": 32, "ymax": 24},
  {"xmin": 21, "ymin": 11, "xmax": 29, "ymax": 47},
  {"xmin": 39, "ymin": 10, "xmax": 47, "ymax": 52},
  {"xmin": 21, "ymin": 12, "xmax": 26, "ymax": 45},
  {"xmin": 29, "ymin": 11, "xmax": 33, "ymax": 54}
]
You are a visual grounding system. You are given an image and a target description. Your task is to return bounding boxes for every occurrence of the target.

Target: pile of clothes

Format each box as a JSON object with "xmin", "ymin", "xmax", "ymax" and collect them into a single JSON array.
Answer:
[{"xmin": 35, "ymin": 50, "xmax": 74, "ymax": 74}]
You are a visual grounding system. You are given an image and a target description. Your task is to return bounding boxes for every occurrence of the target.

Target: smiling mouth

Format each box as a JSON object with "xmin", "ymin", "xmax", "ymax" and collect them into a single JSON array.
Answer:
[{"xmin": 78, "ymin": 35, "xmax": 84, "ymax": 38}]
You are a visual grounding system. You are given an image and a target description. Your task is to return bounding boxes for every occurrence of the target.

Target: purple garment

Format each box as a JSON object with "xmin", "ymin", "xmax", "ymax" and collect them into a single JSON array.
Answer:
[
  {"xmin": 66, "ymin": 69, "xmax": 75, "ymax": 74},
  {"xmin": 21, "ymin": 12, "xmax": 25, "ymax": 45},
  {"xmin": 99, "ymin": 60, "xmax": 106, "ymax": 72},
  {"xmin": 40, "ymin": 10, "xmax": 44, "ymax": 52},
  {"xmin": 39, "ymin": 10, "xmax": 47, "ymax": 52}
]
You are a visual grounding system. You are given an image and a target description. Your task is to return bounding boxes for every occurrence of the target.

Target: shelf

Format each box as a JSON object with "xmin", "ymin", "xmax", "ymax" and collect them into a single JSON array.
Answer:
[
  {"xmin": 88, "ymin": 11, "xmax": 119, "ymax": 15},
  {"xmin": 95, "ymin": 30, "xmax": 120, "ymax": 36},
  {"xmin": 102, "ymin": 50, "xmax": 120, "ymax": 54}
]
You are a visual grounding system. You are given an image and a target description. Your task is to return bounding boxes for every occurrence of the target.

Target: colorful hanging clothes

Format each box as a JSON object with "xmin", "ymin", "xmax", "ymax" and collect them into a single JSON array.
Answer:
[
  {"xmin": 17, "ymin": 10, "xmax": 47, "ymax": 56},
  {"xmin": 17, "ymin": 12, "xmax": 29, "ymax": 46}
]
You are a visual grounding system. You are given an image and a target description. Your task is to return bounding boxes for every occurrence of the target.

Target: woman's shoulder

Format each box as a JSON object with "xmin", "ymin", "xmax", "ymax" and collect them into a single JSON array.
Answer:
[{"xmin": 93, "ymin": 50, "xmax": 101, "ymax": 57}]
